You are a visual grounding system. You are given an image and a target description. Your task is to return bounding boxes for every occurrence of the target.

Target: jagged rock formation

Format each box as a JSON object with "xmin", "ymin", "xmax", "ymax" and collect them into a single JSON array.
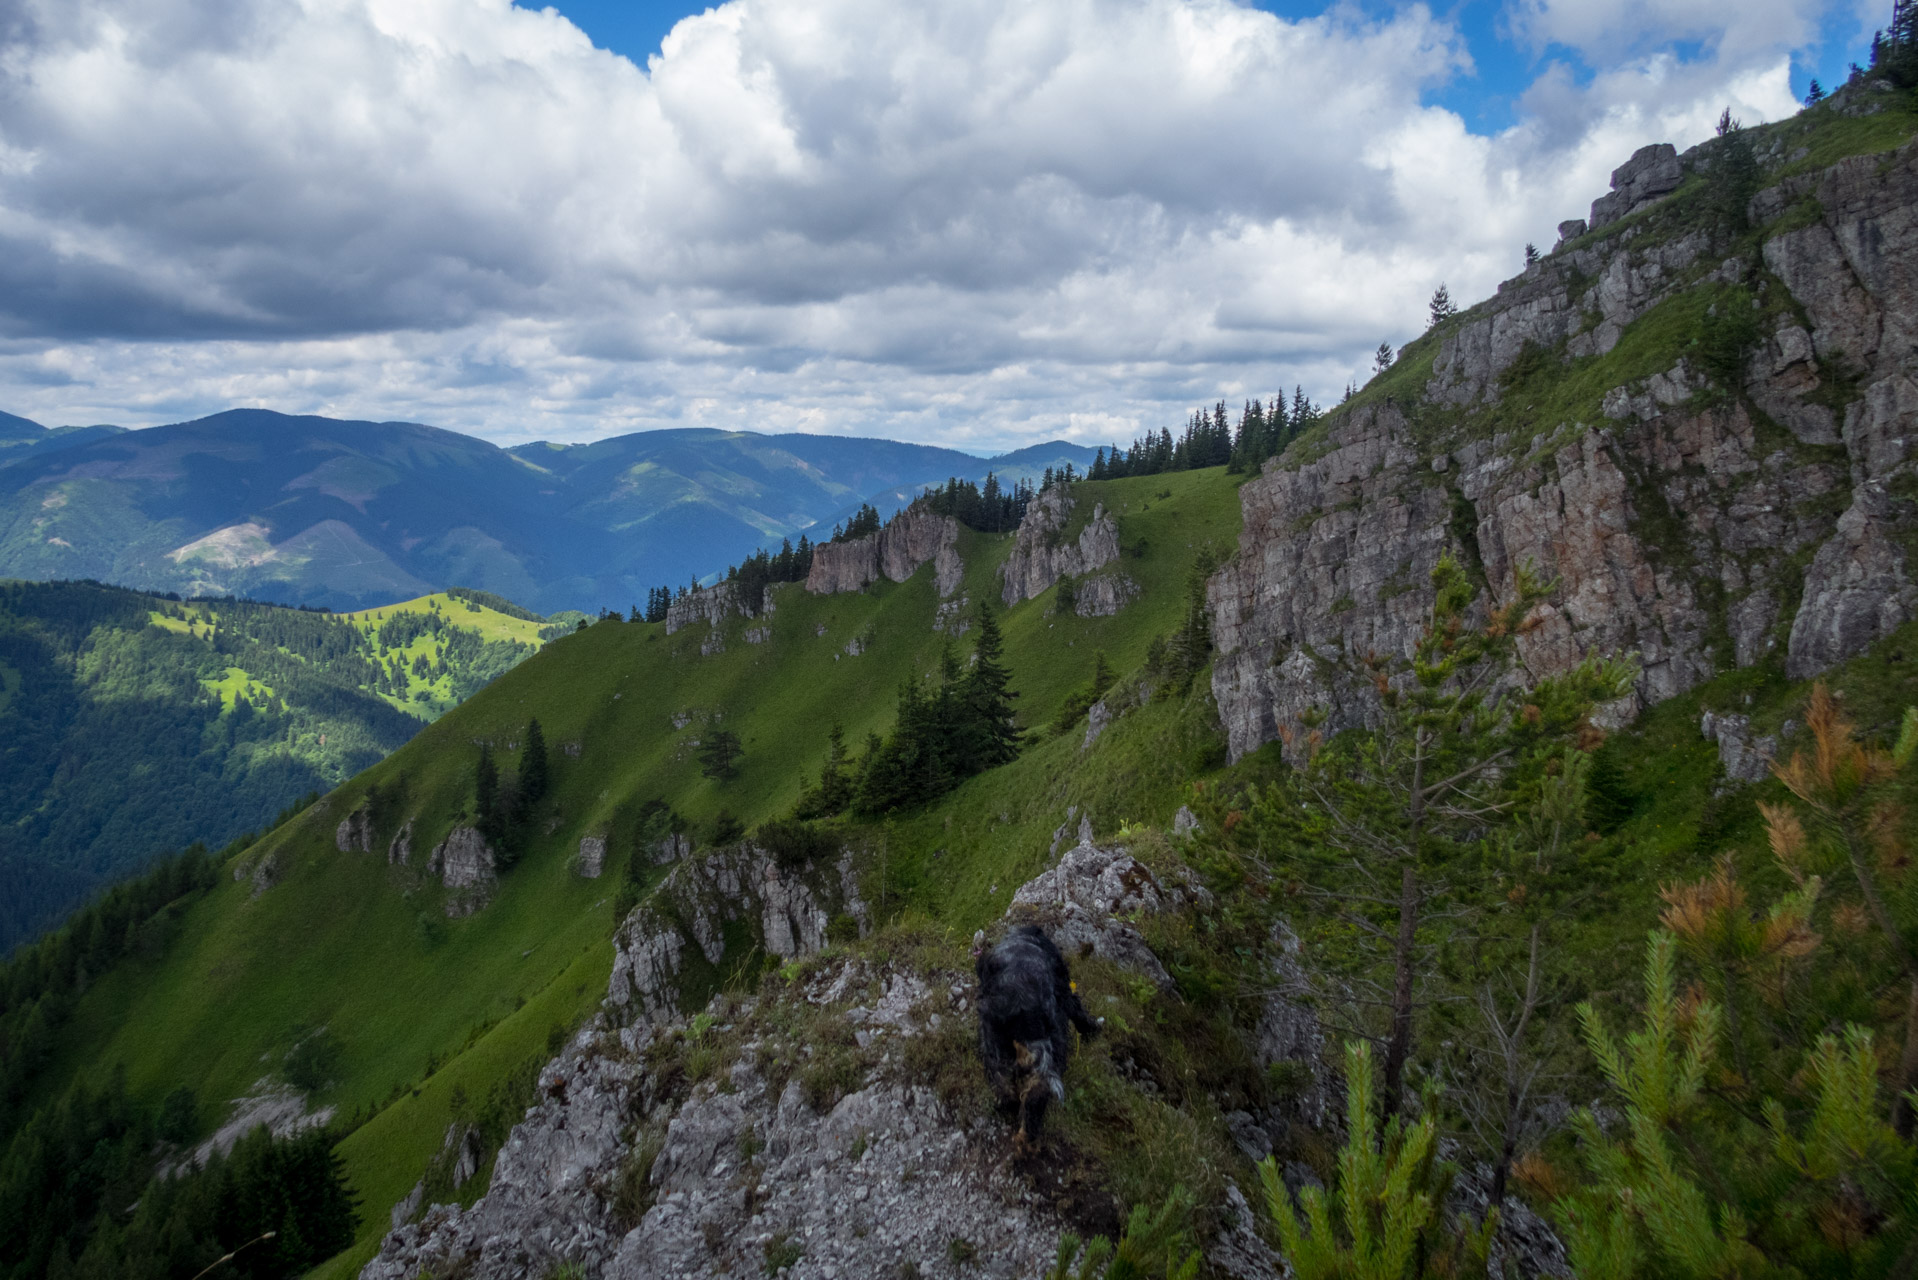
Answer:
[
  {"xmin": 335, "ymin": 803, "xmax": 372, "ymax": 853},
  {"xmin": 1588, "ymin": 142, "xmax": 1683, "ymax": 231},
  {"xmin": 1072, "ymin": 571, "xmax": 1139, "ymax": 617},
  {"xmin": 387, "ymin": 820, "xmax": 413, "ymax": 866},
  {"xmin": 1211, "ymin": 132, "xmax": 1918, "ymax": 762},
  {"xmin": 1701, "ymin": 710, "xmax": 1778, "ymax": 785},
  {"xmin": 362, "ymin": 828, "xmax": 1569, "ymax": 1280},
  {"xmin": 665, "ymin": 581, "xmax": 774, "ymax": 636},
  {"xmin": 1006, "ymin": 840, "xmax": 1208, "ymax": 992},
  {"xmin": 607, "ymin": 843, "xmax": 870, "ymax": 1025},
  {"xmin": 804, "ymin": 502, "xmax": 963, "ymax": 597},
  {"xmin": 576, "ymin": 835, "xmax": 607, "ymax": 878},
  {"xmin": 999, "ymin": 489, "xmax": 1122, "ymax": 606},
  {"xmin": 186, "ymin": 1078, "xmax": 335, "ymax": 1171},
  {"xmin": 428, "ymin": 826, "xmax": 497, "ymax": 917}
]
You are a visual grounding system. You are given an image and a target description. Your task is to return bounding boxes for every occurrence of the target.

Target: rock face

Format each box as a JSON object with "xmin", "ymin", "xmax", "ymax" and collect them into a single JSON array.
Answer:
[
  {"xmin": 1701, "ymin": 710, "xmax": 1778, "ymax": 785},
  {"xmin": 387, "ymin": 820, "xmax": 413, "ymax": 866},
  {"xmin": 804, "ymin": 503, "xmax": 963, "ymax": 598},
  {"xmin": 1072, "ymin": 571, "xmax": 1138, "ymax": 617},
  {"xmin": 183, "ymin": 1078, "xmax": 336, "ymax": 1172},
  {"xmin": 1007, "ymin": 838, "xmax": 1210, "ymax": 992},
  {"xmin": 576, "ymin": 835, "xmax": 607, "ymax": 879},
  {"xmin": 609, "ymin": 1074, "xmax": 1058, "ymax": 1280},
  {"xmin": 607, "ymin": 843, "xmax": 870, "ymax": 1026},
  {"xmin": 428, "ymin": 826, "xmax": 497, "ymax": 917},
  {"xmin": 665, "ymin": 582, "xmax": 773, "ymax": 636},
  {"xmin": 999, "ymin": 489, "xmax": 1122, "ymax": 606},
  {"xmin": 1588, "ymin": 142, "xmax": 1683, "ymax": 230},
  {"xmin": 335, "ymin": 803, "xmax": 372, "ymax": 853},
  {"xmin": 1211, "ymin": 133, "xmax": 1918, "ymax": 763}
]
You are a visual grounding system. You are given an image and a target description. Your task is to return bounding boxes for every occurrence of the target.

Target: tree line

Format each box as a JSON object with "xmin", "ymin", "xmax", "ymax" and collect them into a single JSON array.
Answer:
[{"xmin": 1088, "ymin": 389, "xmax": 1323, "ymax": 483}]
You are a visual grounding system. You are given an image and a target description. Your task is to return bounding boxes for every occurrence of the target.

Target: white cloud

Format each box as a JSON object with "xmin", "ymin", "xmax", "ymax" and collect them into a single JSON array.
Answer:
[{"xmin": 0, "ymin": 0, "xmax": 1841, "ymax": 450}]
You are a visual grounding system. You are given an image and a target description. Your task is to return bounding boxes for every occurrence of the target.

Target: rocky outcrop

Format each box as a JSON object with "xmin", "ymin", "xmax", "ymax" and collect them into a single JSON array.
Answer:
[
  {"xmin": 607, "ymin": 843, "xmax": 870, "ymax": 1026},
  {"xmin": 804, "ymin": 503, "xmax": 963, "ymax": 598},
  {"xmin": 335, "ymin": 803, "xmax": 372, "ymax": 853},
  {"xmin": 1007, "ymin": 838, "xmax": 1209, "ymax": 992},
  {"xmin": 664, "ymin": 582, "xmax": 736, "ymax": 635},
  {"xmin": 1701, "ymin": 710, "xmax": 1778, "ymax": 785},
  {"xmin": 1211, "ymin": 130, "xmax": 1918, "ymax": 763},
  {"xmin": 1072, "ymin": 571, "xmax": 1138, "ymax": 617},
  {"xmin": 1083, "ymin": 698, "xmax": 1111, "ymax": 749},
  {"xmin": 576, "ymin": 835, "xmax": 607, "ymax": 879},
  {"xmin": 1588, "ymin": 142, "xmax": 1683, "ymax": 230},
  {"xmin": 664, "ymin": 582, "xmax": 774, "ymax": 637},
  {"xmin": 363, "ymin": 824, "xmax": 1571, "ymax": 1280},
  {"xmin": 428, "ymin": 826, "xmax": 497, "ymax": 917},
  {"xmin": 387, "ymin": 820, "xmax": 413, "ymax": 866},
  {"xmin": 999, "ymin": 489, "xmax": 1122, "ymax": 606},
  {"xmin": 189, "ymin": 1078, "xmax": 335, "ymax": 1169}
]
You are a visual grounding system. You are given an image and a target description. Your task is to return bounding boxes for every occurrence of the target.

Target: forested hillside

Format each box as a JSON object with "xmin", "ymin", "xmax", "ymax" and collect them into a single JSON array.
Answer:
[{"xmin": 0, "ymin": 582, "xmax": 549, "ymax": 950}]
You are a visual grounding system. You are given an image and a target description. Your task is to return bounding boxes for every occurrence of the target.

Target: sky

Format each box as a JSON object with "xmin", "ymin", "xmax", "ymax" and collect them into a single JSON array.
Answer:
[{"xmin": 0, "ymin": 0, "xmax": 1890, "ymax": 453}]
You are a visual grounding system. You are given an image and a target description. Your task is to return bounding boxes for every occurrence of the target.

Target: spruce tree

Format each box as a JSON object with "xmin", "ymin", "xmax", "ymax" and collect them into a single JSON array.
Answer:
[
  {"xmin": 474, "ymin": 744, "xmax": 501, "ymax": 848},
  {"xmin": 520, "ymin": 719, "xmax": 548, "ymax": 809},
  {"xmin": 957, "ymin": 603, "xmax": 1021, "ymax": 772},
  {"xmin": 697, "ymin": 729, "xmax": 743, "ymax": 781},
  {"xmin": 1429, "ymin": 283, "xmax": 1457, "ymax": 327}
]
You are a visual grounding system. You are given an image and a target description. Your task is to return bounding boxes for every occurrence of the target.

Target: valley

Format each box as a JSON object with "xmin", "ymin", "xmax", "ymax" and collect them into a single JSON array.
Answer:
[{"xmin": 0, "ymin": 582, "xmax": 556, "ymax": 950}]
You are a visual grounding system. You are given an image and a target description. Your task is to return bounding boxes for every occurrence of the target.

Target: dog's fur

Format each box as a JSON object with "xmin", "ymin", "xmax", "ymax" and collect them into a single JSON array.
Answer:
[{"xmin": 974, "ymin": 925, "xmax": 1099, "ymax": 1150}]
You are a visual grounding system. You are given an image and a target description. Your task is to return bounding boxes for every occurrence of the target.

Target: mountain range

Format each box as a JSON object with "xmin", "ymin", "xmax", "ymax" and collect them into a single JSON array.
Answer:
[{"xmin": 0, "ymin": 409, "xmax": 1098, "ymax": 615}]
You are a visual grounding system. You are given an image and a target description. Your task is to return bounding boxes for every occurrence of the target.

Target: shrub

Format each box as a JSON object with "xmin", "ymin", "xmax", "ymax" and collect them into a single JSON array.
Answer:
[{"xmin": 754, "ymin": 818, "xmax": 837, "ymax": 870}]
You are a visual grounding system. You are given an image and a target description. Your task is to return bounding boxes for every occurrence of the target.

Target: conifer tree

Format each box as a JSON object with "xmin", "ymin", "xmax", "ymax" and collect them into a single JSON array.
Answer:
[
  {"xmin": 1259, "ymin": 557, "xmax": 1633, "ymax": 1116},
  {"xmin": 474, "ymin": 744, "xmax": 501, "ymax": 847},
  {"xmin": 519, "ymin": 719, "xmax": 548, "ymax": 811},
  {"xmin": 1429, "ymin": 283, "xmax": 1458, "ymax": 327},
  {"xmin": 958, "ymin": 603, "xmax": 1021, "ymax": 772},
  {"xmin": 697, "ymin": 728, "xmax": 743, "ymax": 781}
]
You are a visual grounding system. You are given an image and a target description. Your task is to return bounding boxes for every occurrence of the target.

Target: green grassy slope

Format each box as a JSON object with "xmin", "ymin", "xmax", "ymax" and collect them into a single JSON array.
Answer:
[{"xmin": 18, "ymin": 470, "xmax": 1241, "ymax": 1274}]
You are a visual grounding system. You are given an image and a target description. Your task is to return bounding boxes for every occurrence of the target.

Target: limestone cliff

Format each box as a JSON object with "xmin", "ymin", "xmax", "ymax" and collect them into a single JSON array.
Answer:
[
  {"xmin": 804, "ymin": 502, "xmax": 963, "ymax": 597},
  {"xmin": 1211, "ymin": 120, "xmax": 1918, "ymax": 762},
  {"xmin": 999, "ymin": 488, "xmax": 1125, "ymax": 607},
  {"xmin": 664, "ymin": 581, "xmax": 771, "ymax": 636}
]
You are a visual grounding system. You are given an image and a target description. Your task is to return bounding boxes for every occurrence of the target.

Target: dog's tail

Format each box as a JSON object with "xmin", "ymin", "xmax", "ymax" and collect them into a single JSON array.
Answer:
[{"xmin": 1013, "ymin": 1040, "xmax": 1065, "ymax": 1103}]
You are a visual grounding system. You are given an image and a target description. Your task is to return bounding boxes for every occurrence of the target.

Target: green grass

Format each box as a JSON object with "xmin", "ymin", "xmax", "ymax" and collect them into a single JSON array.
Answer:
[
  {"xmin": 341, "ymin": 592, "xmax": 547, "ymax": 648},
  {"xmin": 29, "ymin": 470, "xmax": 1246, "ymax": 1268}
]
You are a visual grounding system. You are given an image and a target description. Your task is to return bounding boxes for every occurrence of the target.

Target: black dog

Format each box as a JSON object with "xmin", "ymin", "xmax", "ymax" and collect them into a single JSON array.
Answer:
[{"xmin": 974, "ymin": 925, "xmax": 1099, "ymax": 1151}]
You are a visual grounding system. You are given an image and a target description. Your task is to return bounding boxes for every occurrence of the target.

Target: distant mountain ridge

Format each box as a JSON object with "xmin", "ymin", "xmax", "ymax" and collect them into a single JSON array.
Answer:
[{"xmin": 0, "ymin": 409, "xmax": 1099, "ymax": 614}]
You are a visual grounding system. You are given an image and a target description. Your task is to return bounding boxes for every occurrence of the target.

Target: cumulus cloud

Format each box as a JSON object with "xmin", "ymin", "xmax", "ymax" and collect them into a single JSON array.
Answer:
[{"xmin": 0, "ymin": 0, "xmax": 1844, "ymax": 449}]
